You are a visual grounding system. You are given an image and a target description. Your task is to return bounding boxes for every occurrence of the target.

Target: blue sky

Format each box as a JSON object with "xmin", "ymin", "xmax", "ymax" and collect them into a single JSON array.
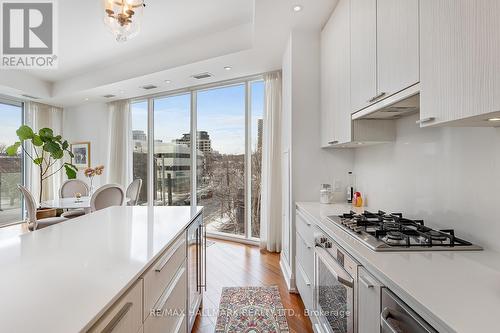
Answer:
[
  {"xmin": 131, "ymin": 81, "xmax": 264, "ymax": 155},
  {"xmin": 0, "ymin": 103, "xmax": 22, "ymax": 148}
]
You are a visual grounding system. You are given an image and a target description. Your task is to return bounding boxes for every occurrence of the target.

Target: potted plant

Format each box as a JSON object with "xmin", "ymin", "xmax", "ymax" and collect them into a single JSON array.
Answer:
[{"xmin": 6, "ymin": 125, "xmax": 78, "ymax": 218}]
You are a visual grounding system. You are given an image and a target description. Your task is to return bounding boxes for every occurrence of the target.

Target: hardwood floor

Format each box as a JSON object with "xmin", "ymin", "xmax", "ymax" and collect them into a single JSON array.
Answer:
[{"xmin": 192, "ymin": 239, "xmax": 313, "ymax": 333}]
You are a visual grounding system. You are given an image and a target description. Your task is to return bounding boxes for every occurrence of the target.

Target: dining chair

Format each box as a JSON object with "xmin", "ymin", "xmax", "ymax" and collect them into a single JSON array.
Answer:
[
  {"xmin": 90, "ymin": 184, "xmax": 125, "ymax": 212},
  {"xmin": 126, "ymin": 179, "xmax": 143, "ymax": 206},
  {"xmin": 18, "ymin": 185, "xmax": 68, "ymax": 231},
  {"xmin": 60, "ymin": 179, "xmax": 90, "ymax": 218}
]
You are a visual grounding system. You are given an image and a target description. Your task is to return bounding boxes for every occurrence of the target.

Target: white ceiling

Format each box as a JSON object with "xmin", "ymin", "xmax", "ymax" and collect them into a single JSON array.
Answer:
[{"xmin": 0, "ymin": 0, "xmax": 338, "ymax": 106}]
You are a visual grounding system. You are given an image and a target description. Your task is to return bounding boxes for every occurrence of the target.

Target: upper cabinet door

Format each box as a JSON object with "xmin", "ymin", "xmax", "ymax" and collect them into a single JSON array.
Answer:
[
  {"xmin": 332, "ymin": 0, "xmax": 352, "ymax": 144},
  {"xmin": 321, "ymin": 0, "xmax": 351, "ymax": 146},
  {"xmin": 420, "ymin": 0, "xmax": 500, "ymax": 127},
  {"xmin": 377, "ymin": 0, "xmax": 419, "ymax": 97},
  {"xmin": 320, "ymin": 14, "xmax": 336, "ymax": 147},
  {"xmin": 350, "ymin": 0, "xmax": 377, "ymax": 113}
]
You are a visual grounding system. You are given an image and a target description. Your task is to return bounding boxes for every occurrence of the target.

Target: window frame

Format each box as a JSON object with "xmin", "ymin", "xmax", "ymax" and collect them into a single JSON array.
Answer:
[
  {"xmin": 130, "ymin": 74, "xmax": 265, "ymax": 243},
  {"xmin": 0, "ymin": 96, "xmax": 25, "ymax": 228}
]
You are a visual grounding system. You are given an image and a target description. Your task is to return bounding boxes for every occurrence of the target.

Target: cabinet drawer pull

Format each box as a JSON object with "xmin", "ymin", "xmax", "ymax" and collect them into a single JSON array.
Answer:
[
  {"xmin": 416, "ymin": 117, "xmax": 435, "ymax": 125},
  {"xmin": 298, "ymin": 265, "xmax": 311, "ymax": 286},
  {"xmin": 359, "ymin": 275, "xmax": 374, "ymax": 288},
  {"xmin": 101, "ymin": 302, "xmax": 133, "ymax": 333},
  {"xmin": 368, "ymin": 92, "xmax": 386, "ymax": 103},
  {"xmin": 154, "ymin": 265, "xmax": 186, "ymax": 311},
  {"xmin": 328, "ymin": 140, "xmax": 339, "ymax": 145},
  {"xmin": 155, "ymin": 237, "xmax": 185, "ymax": 273},
  {"xmin": 173, "ymin": 315, "xmax": 185, "ymax": 333}
]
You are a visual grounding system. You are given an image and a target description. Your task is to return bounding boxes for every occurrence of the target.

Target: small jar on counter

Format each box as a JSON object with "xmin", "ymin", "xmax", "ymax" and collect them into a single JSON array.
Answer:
[{"xmin": 320, "ymin": 184, "xmax": 333, "ymax": 204}]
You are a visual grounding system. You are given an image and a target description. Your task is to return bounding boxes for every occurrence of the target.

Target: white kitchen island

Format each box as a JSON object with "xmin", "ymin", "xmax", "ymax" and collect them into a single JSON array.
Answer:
[{"xmin": 0, "ymin": 206, "xmax": 203, "ymax": 333}]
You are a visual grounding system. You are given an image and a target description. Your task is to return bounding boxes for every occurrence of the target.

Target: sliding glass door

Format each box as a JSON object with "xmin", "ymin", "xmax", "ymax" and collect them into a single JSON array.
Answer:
[
  {"xmin": 131, "ymin": 78, "xmax": 265, "ymax": 241},
  {"xmin": 0, "ymin": 100, "xmax": 23, "ymax": 226}
]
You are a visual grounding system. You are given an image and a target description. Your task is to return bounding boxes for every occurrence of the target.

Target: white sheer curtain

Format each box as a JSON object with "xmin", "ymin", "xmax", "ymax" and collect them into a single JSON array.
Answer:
[
  {"xmin": 106, "ymin": 100, "xmax": 132, "ymax": 188},
  {"xmin": 260, "ymin": 72, "xmax": 283, "ymax": 252},
  {"xmin": 25, "ymin": 102, "xmax": 63, "ymax": 202}
]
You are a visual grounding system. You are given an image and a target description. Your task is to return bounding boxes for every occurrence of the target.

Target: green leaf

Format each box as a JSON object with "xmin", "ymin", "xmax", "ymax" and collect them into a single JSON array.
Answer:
[
  {"xmin": 64, "ymin": 164, "xmax": 77, "ymax": 179},
  {"xmin": 39, "ymin": 128, "xmax": 54, "ymax": 141},
  {"xmin": 51, "ymin": 149, "xmax": 64, "ymax": 159},
  {"xmin": 62, "ymin": 140, "xmax": 69, "ymax": 150},
  {"xmin": 6, "ymin": 142, "xmax": 21, "ymax": 156},
  {"xmin": 54, "ymin": 135, "xmax": 62, "ymax": 142},
  {"xmin": 33, "ymin": 157, "xmax": 43, "ymax": 165},
  {"xmin": 16, "ymin": 125, "xmax": 34, "ymax": 141},
  {"xmin": 43, "ymin": 141, "xmax": 59, "ymax": 153},
  {"xmin": 32, "ymin": 135, "xmax": 43, "ymax": 147},
  {"xmin": 68, "ymin": 151, "xmax": 74, "ymax": 158}
]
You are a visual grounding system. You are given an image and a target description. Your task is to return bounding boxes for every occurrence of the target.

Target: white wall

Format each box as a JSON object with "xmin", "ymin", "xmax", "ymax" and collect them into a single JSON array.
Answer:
[
  {"xmin": 62, "ymin": 102, "xmax": 109, "ymax": 188},
  {"xmin": 287, "ymin": 30, "xmax": 354, "ymax": 203},
  {"xmin": 281, "ymin": 30, "xmax": 354, "ymax": 289},
  {"xmin": 354, "ymin": 113, "xmax": 500, "ymax": 253}
]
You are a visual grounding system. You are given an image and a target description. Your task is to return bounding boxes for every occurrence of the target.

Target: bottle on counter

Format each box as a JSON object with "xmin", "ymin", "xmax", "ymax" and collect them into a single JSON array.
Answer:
[
  {"xmin": 353, "ymin": 191, "xmax": 363, "ymax": 207},
  {"xmin": 346, "ymin": 172, "xmax": 354, "ymax": 204}
]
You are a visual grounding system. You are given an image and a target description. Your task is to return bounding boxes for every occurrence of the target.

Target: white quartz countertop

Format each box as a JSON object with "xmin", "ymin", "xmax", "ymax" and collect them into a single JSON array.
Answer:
[
  {"xmin": 0, "ymin": 206, "xmax": 202, "ymax": 333},
  {"xmin": 296, "ymin": 202, "xmax": 500, "ymax": 333}
]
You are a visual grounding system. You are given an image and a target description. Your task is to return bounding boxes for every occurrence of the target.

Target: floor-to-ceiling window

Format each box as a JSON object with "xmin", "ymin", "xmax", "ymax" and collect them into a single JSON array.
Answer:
[
  {"xmin": 0, "ymin": 100, "xmax": 23, "ymax": 227},
  {"xmin": 131, "ymin": 77, "xmax": 265, "ymax": 241},
  {"xmin": 250, "ymin": 81, "xmax": 264, "ymax": 238},
  {"xmin": 153, "ymin": 94, "xmax": 192, "ymax": 206},
  {"xmin": 197, "ymin": 84, "xmax": 246, "ymax": 236},
  {"xmin": 131, "ymin": 100, "xmax": 148, "ymax": 205}
]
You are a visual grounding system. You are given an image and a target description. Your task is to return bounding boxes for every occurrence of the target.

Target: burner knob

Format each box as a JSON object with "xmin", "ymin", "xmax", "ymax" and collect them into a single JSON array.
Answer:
[
  {"xmin": 324, "ymin": 241, "xmax": 332, "ymax": 248},
  {"xmin": 317, "ymin": 236, "xmax": 328, "ymax": 244}
]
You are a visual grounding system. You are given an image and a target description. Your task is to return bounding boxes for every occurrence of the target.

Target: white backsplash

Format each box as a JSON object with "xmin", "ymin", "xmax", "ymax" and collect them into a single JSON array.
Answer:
[{"xmin": 353, "ymin": 114, "xmax": 500, "ymax": 253}]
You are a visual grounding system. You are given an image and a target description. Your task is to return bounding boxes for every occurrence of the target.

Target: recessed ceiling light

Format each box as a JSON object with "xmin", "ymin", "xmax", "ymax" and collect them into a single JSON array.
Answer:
[
  {"xmin": 165, "ymin": 80, "xmax": 171, "ymax": 84},
  {"xmin": 293, "ymin": 5, "xmax": 303, "ymax": 12},
  {"xmin": 487, "ymin": 117, "xmax": 500, "ymax": 122},
  {"xmin": 84, "ymin": 98, "xmax": 89, "ymax": 101},
  {"xmin": 224, "ymin": 66, "xmax": 232, "ymax": 71},
  {"xmin": 357, "ymin": 142, "xmax": 364, "ymax": 145}
]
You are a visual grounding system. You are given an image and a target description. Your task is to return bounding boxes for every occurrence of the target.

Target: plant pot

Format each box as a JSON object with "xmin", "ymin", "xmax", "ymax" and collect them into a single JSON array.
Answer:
[{"xmin": 36, "ymin": 208, "xmax": 57, "ymax": 220}]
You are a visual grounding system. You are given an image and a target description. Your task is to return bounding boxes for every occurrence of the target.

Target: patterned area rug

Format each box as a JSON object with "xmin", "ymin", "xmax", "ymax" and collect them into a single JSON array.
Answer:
[{"xmin": 215, "ymin": 286, "xmax": 290, "ymax": 333}]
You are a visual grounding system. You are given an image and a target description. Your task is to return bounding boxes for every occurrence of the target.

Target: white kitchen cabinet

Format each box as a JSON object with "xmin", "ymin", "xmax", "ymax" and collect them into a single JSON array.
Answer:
[
  {"xmin": 358, "ymin": 268, "xmax": 384, "ymax": 333},
  {"xmin": 87, "ymin": 280, "xmax": 143, "ymax": 333},
  {"xmin": 295, "ymin": 209, "xmax": 315, "ymax": 312},
  {"xmin": 350, "ymin": 0, "xmax": 377, "ymax": 113},
  {"xmin": 321, "ymin": 0, "xmax": 351, "ymax": 146},
  {"xmin": 321, "ymin": 0, "xmax": 397, "ymax": 147},
  {"xmin": 377, "ymin": 0, "xmax": 419, "ymax": 98},
  {"xmin": 350, "ymin": 0, "xmax": 419, "ymax": 114},
  {"xmin": 419, "ymin": 0, "xmax": 500, "ymax": 127}
]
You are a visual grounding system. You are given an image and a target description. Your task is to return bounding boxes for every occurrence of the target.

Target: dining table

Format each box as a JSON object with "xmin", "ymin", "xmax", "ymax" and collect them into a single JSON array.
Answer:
[{"xmin": 41, "ymin": 196, "xmax": 91, "ymax": 210}]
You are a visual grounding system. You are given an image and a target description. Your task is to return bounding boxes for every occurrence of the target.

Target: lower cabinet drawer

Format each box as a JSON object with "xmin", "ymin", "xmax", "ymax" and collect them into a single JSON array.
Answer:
[
  {"xmin": 144, "ymin": 260, "xmax": 187, "ymax": 333},
  {"xmin": 143, "ymin": 234, "xmax": 186, "ymax": 320},
  {"xmin": 296, "ymin": 262, "xmax": 313, "ymax": 311},
  {"xmin": 296, "ymin": 231, "xmax": 314, "ymax": 281},
  {"xmin": 296, "ymin": 210, "xmax": 315, "ymax": 247},
  {"xmin": 87, "ymin": 280, "xmax": 143, "ymax": 333}
]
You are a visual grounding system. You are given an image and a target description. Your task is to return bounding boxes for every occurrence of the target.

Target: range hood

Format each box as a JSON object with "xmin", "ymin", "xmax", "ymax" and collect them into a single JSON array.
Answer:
[
  {"xmin": 352, "ymin": 84, "xmax": 420, "ymax": 120},
  {"xmin": 364, "ymin": 94, "xmax": 420, "ymax": 119}
]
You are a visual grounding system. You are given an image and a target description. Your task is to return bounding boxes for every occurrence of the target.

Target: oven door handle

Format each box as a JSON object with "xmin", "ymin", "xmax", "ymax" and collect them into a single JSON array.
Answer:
[
  {"xmin": 315, "ymin": 245, "xmax": 354, "ymax": 288},
  {"xmin": 381, "ymin": 307, "xmax": 403, "ymax": 333}
]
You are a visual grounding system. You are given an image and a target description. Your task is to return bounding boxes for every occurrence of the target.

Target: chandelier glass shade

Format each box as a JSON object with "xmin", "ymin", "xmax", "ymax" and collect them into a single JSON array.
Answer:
[{"xmin": 103, "ymin": 0, "xmax": 145, "ymax": 42}]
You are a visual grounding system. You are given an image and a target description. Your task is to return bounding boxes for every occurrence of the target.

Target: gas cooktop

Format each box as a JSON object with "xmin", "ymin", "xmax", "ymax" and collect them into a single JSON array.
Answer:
[{"xmin": 327, "ymin": 210, "xmax": 483, "ymax": 251}]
